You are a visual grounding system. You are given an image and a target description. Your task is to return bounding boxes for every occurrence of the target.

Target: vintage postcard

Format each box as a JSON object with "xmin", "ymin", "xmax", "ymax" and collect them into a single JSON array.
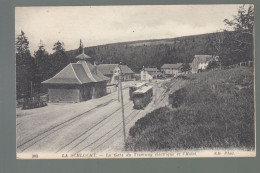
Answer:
[{"xmin": 16, "ymin": 5, "xmax": 255, "ymax": 159}]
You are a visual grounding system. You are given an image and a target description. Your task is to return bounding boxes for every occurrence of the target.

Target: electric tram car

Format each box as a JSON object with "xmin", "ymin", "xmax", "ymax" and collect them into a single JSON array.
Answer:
[
  {"xmin": 129, "ymin": 82, "xmax": 146, "ymax": 100},
  {"xmin": 132, "ymin": 86, "xmax": 153, "ymax": 109}
]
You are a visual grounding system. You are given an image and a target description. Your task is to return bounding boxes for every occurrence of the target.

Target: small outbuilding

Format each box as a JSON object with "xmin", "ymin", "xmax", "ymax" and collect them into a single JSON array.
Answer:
[
  {"xmin": 140, "ymin": 67, "xmax": 162, "ymax": 81},
  {"xmin": 161, "ymin": 63, "xmax": 183, "ymax": 76},
  {"xmin": 42, "ymin": 50, "xmax": 109, "ymax": 103}
]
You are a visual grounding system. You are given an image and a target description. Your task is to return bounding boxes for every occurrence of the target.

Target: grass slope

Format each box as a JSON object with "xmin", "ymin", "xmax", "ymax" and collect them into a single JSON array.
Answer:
[{"xmin": 125, "ymin": 67, "xmax": 255, "ymax": 151}]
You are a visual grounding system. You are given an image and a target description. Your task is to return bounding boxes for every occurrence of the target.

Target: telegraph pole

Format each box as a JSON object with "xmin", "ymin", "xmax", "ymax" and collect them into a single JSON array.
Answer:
[
  {"xmin": 119, "ymin": 63, "xmax": 126, "ymax": 142},
  {"xmin": 117, "ymin": 75, "xmax": 120, "ymax": 102},
  {"xmin": 154, "ymin": 69, "xmax": 157, "ymax": 105}
]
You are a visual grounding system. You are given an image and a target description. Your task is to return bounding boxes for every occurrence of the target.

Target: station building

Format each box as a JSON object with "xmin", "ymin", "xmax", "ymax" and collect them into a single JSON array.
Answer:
[{"xmin": 42, "ymin": 51, "xmax": 109, "ymax": 103}]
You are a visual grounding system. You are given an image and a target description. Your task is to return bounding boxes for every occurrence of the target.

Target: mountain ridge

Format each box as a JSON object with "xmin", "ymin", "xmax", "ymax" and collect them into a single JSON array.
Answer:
[{"xmin": 65, "ymin": 32, "xmax": 225, "ymax": 72}]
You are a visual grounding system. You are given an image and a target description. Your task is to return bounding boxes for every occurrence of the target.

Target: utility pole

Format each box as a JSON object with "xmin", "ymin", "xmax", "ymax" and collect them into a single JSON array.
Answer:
[
  {"xmin": 117, "ymin": 72, "xmax": 120, "ymax": 102},
  {"xmin": 119, "ymin": 63, "xmax": 126, "ymax": 142},
  {"xmin": 154, "ymin": 69, "xmax": 157, "ymax": 105}
]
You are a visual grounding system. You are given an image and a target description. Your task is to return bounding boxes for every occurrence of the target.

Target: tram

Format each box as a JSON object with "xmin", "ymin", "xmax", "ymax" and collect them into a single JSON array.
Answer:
[
  {"xmin": 132, "ymin": 86, "xmax": 153, "ymax": 109},
  {"xmin": 129, "ymin": 82, "xmax": 146, "ymax": 100}
]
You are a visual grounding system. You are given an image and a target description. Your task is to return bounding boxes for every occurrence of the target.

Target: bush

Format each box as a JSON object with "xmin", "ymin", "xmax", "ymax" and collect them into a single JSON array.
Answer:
[
  {"xmin": 207, "ymin": 60, "xmax": 219, "ymax": 70},
  {"xmin": 22, "ymin": 96, "xmax": 47, "ymax": 110},
  {"xmin": 176, "ymin": 75, "xmax": 190, "ymax": 80},
  {"xmin": 169, "ymin": 88, "xmax": 186, "ymax": 108}
]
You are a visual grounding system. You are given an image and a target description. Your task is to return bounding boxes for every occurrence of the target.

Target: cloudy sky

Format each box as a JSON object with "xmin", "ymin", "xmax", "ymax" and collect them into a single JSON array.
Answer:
[{"xmin": 15, "ymin": 5, "xmax": 243, "ymax": 53}]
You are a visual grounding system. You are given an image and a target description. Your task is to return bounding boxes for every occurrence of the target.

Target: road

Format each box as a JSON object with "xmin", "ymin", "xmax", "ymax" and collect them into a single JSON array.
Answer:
[{"xmin": 16, "ymin": 79, "xmax": 186, "ymax": 154}]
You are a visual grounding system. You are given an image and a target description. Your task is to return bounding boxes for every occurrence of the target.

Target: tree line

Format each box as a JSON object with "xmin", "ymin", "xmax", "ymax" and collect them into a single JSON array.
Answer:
[{"xmin": 16, "ymin": 5, "xmax": 254, "ymax": 99}]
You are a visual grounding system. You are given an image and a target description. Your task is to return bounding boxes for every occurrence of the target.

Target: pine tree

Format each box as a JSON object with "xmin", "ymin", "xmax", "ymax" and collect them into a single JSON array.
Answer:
[
  {"xmin": 34, "ymin": 40, "xmax": 48, "ymax": 67},
  {"xmin": 16, "ymin": 30, "xmax": 30, "ymax": 56},
  {"xmin": 16, "ymin": 30, "xmax": 36, "ymax": 98},
  {"xmin": 53, "ymin": 41, "xmax": 65, "ymax": 53},
  {"xmin": 34, "ymin": 40, "xmax": 49, "ymax": 81},
  {"xmin": 51, "ymin": 41, "xmax": 69, "ymax": 74}
]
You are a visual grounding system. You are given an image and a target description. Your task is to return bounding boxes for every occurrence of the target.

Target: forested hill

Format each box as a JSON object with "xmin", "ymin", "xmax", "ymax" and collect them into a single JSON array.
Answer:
[{"xmin": 66, "ymin": 32, "xmax": 222, "ymax": 72}]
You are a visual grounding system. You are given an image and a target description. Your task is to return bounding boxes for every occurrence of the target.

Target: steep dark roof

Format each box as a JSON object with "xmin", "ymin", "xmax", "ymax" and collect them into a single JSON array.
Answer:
[
  {"xmin": 97, "ymin": 64, "xmax": 117, "ymax": 75},
  {"xmin": 71, "ymin": 64, "xmax": 93, "ymax": 83},
  {"xmin": 120, "ymin": 65, "xmax": 135, "ymax": 74},
  {"xmin": 143, "ymin": 67, "xmax": 159, "ymax": 72},
  {"xmin": 42, "ymin": 64, "xmax": 83, "ymax": 84},
  {"xmin": 97, "ymin": 64, "xmax": 134, "ymax": 75},
  {"xmin": 193, "ymin": 55, "xmax": 214, "ymax": 63},
  {"xmin": 161, "ymin": 63, "xmax": 183, "ymax": 69},
  {"xmin": 80, "ymin": 61, "xmax": 110, "ymax": 82},
  {"xmin": 42, "ymin": 61, "xmax": 109, "ymax": 85}
]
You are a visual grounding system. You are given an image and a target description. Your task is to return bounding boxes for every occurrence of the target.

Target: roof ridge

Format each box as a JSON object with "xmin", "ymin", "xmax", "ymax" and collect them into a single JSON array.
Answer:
[
  {"xmin": 70, "ymin": 64, "xmax": 83, "ymax": 84},
  {"xmin": 82, "ymin": 61, "xmax": 97, "ymax": 82},
  {"xmin": 195, "ymin": 55, "xmax": 213, "ymax": 56},
  {"xmin": 98, "ymin": 64, "xmax": 117, "ymax": 65}
]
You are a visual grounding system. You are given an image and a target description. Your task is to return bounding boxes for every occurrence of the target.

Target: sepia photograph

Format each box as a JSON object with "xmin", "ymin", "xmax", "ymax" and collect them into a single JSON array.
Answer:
[{"xmin": 15, "ymin": 5, "xmax": 255, "ymax": 159}]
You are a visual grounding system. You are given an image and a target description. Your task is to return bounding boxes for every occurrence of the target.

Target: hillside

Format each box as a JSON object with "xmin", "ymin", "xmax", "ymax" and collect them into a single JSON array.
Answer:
[
  {"xmin": 125, "ymin": 67, "xmax": 255, "ymax": 151},
  {"xmin": 17, "ymin": 31, "xmax": 252, "ymax": 99},
  {"xmin": 66, "ymin": 32, "xmax": 224, "ymax": 72}
]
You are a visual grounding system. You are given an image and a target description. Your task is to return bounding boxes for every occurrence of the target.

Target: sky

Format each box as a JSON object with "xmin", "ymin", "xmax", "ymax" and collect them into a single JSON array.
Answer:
[{"xmin": 15, "ymin": 5, "xmax": 244, "ymax": 54}]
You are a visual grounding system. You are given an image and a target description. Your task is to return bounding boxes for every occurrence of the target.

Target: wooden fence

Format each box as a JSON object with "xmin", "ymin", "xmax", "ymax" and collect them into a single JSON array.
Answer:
[{"xmin": 205, "ymin": 61, "xmax": 254, "ymax": 72}]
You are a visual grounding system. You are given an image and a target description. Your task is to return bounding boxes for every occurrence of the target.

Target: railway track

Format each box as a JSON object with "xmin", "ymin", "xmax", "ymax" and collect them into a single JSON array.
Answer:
[
  {"xmin": 90, "ymin": 109, "xmax": 142, "ymax": 152},
  {"xmin": 155, "ymin": 78, "xmax": 187, "ymax": 108},
  {"xmin": 17, "ymin": 80, "xmax": 180, "ymax": 153},
  {"xmin": 64, "ymin": 80, "xmax": 179, "ymax": 153},
  {"xmin": 75, "ymin": 109, "xmax": 142, "ymax": 153},
  {"xmin": 73, "ymin": 82, "xmax": 172, "ymax": 153},
  {"xmin": 153, "ymin": 79, "xmax": 182, "ymax": 108},
  {"xmin": 17, "ymin": 98, "xmax": 130, "ymax": 152},
  {"xmin": 56, "ymin": 101, "xmax": 134, "ymax": 153}
]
